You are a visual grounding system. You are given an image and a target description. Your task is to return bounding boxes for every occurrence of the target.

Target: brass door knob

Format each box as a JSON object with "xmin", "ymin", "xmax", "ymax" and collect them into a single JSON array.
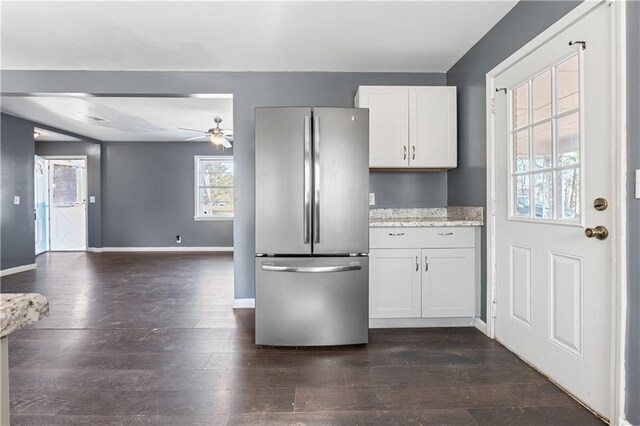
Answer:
[{"xmin": 585, "ymin": 225, "xmax": 609, "ymax": 240}]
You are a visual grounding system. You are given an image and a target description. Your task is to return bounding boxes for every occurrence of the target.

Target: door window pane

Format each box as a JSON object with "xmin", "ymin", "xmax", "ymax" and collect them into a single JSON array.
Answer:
[
  {"xmin": 557, "ymin": 113, "xmax": 580, "ymax": 166},
  {"xmin": 560, "ymin": 168, "xmax": 580, "ymax": 220},
  {"xmin": 557, "ymin": 55, "xmax": 579, "ymax": 113},
  {"xmin": 513, "ymin": 83, "xmax": 529, "ymax": 128},
  {"xmin": 514, "ymin": 130, "xmax": 530, "ymax": 172},
  {"xmin": 532, "ymin": 69, "xmax": 552, "ymax": 122},
  {"xmin": 195, "ymin": 156, "xmax": 234, "ymax": 219},
  {"xmin": 534, "ymin": 172, "xmax": 553, "ymax": 219},
  {"xmin": 52, "ymin": 165, "xmax": 80, "ymax": 204},
  {"xmin": 514, "ymin": 175, "xmax": 530, "ymax": 218},
  {"xmin": 533, "ymin": 121, "xmax": 552, "ymax": 169},
  {"xmin": 509, "ymin": 54, "xmax": 581, "ymax": 224}
]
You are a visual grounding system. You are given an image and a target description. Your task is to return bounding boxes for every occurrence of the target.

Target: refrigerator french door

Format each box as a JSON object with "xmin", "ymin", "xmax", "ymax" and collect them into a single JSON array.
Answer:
[{"xmin": 255, "ymin": 107, "xmax": 369, "ymax": 346}]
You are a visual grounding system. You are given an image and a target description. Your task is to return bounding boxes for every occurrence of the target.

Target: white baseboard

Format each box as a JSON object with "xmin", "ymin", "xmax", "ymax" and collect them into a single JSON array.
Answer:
[
  {"xmin": 87, "ymin": 247, "xmax": 103, "ymax": 252},
  {"xmin": 97, "ymin": 247, "xmax": 233, "ymax": 252},
  {"xmin": 474, "ymin": 317, "xmax": 488, "ymax": 335},
  {"xmin": 369, "ymin": 317, "xmax": 475, "ymax": 329},
  {"xmin": 233, "ymin": 298, "xmax": 255, "ymax": 308},
  {"xmin": 0, "ymin": 263, "xmax": 37, "ymax": 277}
]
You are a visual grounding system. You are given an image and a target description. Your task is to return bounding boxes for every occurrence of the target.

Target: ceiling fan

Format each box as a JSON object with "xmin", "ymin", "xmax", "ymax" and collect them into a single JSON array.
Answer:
[{"xmin": 179, "ymin": 117, "xmax": 233, "ymax": 149}]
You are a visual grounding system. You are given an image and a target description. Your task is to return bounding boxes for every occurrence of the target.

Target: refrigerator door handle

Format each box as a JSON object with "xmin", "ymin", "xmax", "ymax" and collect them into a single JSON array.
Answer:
[
  {"xmin": 261, "ymin": 263, "xmax": 362, "ymax": 273},
  {"xmin": 313, "ymin": 114, "xmax": 320, "ymax": 244},
  {"xmin": 304, "ymin": 115, "xmax": 311, "ymax": 244}
]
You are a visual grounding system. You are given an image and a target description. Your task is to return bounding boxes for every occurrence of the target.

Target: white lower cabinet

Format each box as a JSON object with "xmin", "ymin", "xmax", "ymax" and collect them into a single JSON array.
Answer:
[
  {"xmin": 369, "ymin": 249, "xmax": 421, "ymax": 318},
  {"xmin": 369, "ymin": 227, "xmax": 478, "ymax": 322},
  {"xmin": 421, "ymin": 248, "xmax": 475, "ymax": 317}
]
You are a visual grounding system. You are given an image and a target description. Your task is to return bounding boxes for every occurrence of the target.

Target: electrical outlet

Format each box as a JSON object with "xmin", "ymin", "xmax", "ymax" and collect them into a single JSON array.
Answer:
[
  {"xmin": 89, "ymin": 196, "xmax": 96, "ymax": 203},
  {"xmin": 176, "ymin": 235, "xmax": 182, "ymax": 244},
  {"xmin": 13, "ymin": 196, "xmax": 20, "ymax": 205},
  {"xmin": 369, "ymin": 193, "xmax": 375, "ymax": 206}
]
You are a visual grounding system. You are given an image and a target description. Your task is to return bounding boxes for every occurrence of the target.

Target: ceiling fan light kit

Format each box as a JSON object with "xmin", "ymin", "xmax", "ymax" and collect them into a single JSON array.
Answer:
[{"xmin": 179, "ymin": 116, "xmax": 233, "ymax": 149}]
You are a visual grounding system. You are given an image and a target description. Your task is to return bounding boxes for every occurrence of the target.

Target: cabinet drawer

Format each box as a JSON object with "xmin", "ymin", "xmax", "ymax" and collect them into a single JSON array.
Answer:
[{"xmin": 370, "ymin": 227, "xmax": 475, "ymax": 249}]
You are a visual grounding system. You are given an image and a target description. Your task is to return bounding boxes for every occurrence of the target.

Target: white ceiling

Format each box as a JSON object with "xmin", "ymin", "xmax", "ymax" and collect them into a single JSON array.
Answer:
[
  {"xmin": 2, "ymin": 96, "xmax": 234, "ymax": 142},
  {"xmin": 1, "ymin": 1, "xmax": 517, "ymax": 73}
]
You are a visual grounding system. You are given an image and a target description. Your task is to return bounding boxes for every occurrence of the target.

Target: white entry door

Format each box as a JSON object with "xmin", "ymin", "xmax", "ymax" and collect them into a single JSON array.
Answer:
[
  {"xmin": 49, "ymin": 159, "xmax": 87, "ymax": 251},
  {"xmin": 493, "ymin": 4, "xmax": 612, "ymax": 418},
  {"xmin": 34, "ymin": 155, "xmax": 49, "ymax": 255}
]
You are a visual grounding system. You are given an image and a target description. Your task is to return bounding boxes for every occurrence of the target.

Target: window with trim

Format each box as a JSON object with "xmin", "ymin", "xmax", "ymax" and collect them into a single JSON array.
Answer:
[
  {"xmin": 195, "ymin": 156, "xmax": 234, "ymax": 220},
  {"xmin": 510, "ymin": 54, "xmax": 581, "ymax": 223}
]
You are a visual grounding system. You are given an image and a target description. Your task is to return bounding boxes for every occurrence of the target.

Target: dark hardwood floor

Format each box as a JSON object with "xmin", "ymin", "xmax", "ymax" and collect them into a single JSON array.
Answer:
[{"xmin": 1, "ymin": 252, "xmax": 603, "ymax": 425}]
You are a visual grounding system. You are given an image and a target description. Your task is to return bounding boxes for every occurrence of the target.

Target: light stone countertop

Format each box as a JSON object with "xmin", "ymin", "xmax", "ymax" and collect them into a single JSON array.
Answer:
[
  {"xmin": 0, "ymin": 293, "xmax": 49, "ymax": 338},
  {"xmin": 369, "ymin": 207, "xmax": 483, "ymax": 228}
]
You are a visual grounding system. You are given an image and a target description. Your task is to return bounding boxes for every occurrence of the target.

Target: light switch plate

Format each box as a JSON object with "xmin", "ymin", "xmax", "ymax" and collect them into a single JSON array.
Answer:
[
  {"xmin": 636, "ymin": 170, "xmax": 640, "ymax": 199},
  {"xmin": 369, "ymin": 193, "xmax": 375, "ymax": 206},
  {"xmin": 13, "ymin": 196, "xmax": 20, "ymax": 205},
  {"xmin": 89, "ymin": 196, "xmax": 96, "ymax": 203}
]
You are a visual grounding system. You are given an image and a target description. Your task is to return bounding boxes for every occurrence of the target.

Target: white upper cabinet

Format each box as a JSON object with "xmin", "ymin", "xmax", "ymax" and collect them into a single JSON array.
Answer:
[
  {"xmin": 355, "ymin": 85, "xmax": 457, "ymax": 169},
  {"xmin": 409, "ymin": 87, "xmax": 457, "ymax": 168},
  {"xmin": 355, "ymin": 86, "xmax": 409, "ymax": 168}
]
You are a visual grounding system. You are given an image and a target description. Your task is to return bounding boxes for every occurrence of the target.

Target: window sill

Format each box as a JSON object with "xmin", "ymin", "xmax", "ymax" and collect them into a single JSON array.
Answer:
[{"xmin": 194, "ymin": 216, "xmax": 234, "ymax": 221}]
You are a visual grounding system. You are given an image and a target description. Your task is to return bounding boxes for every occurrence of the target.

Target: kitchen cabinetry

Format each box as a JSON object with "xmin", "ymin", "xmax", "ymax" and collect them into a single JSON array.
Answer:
[
  {"xmin": 421, "ymin": 248, "xmax": 475, "ymax": 317},
  {"xmin": 369, "ymin": 248, "xmax": 421, "ymax": 318},
  {"xmin": 369, "ymin": 227, "xmax": 478, "ymax": 323},
  {"xmin": 355, "ymin": 86, "xmax": 457, "ymax": 169}
]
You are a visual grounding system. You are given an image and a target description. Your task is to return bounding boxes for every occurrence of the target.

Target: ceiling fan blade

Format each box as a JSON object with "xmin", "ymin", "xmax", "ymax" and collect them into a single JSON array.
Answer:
[
  {"xmin": 221, "ymin": 138, "xmax": 232, "ymax": 148},
  {"xmin": 178, "ymin": 127, "xmax": 207, "ymax": 133},
  {"xmin": 222, "ymin": 129, "xmax": 234, "ymax": 136},
  {"xmin": 185, "ymin": 135, "xmax": 208, "ymax": 141}
]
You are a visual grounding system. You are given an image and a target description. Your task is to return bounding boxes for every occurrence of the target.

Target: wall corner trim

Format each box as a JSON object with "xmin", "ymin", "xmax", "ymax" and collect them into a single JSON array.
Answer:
[
  {"xmin": 0, "ymin": 263, "xmax": 37, "ymax": 277},
  {"xmin": 474, "ymin": 317, "xmax": 488, "ymax": 336},
  {"xmin": 99, "ymin": 247, "xmax": 233, "ymax": 252},
  {"xmin": 233, "ymin": 298, "xmax": 255, "ymax": 309}
]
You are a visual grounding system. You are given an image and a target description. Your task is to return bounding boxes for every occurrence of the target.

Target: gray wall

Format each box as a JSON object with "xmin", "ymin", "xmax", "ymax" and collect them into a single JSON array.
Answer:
[
  {"xmin": 0, "ymin": 113, "xmax": 35, "ymax": 270},
  {"xmin": 370, "ymin": 172, "xmax": 446, "ymax": 208},
  {"xmin": 35, "ymin": 140, "xmax": 103, "ymax": 248},
  {"xmin": 446, "ymin": 0, "xmax": 582, "ymax": 319},
  {"xmin": 101, "ymin": 141, "xmax": 233, "ymax": 248},
  {"xmin": 0, "ymin": 71, "xmax": 446, "ymax": 299},
  {"xmin": 626, "ymin": 0, "xmax": 639, "ymax": 422}
]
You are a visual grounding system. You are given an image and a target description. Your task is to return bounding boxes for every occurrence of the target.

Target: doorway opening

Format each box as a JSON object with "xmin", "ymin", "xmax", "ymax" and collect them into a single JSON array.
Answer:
[{"xmin": 34, "ymin": 155, "xmax": 88, "ymax": 254}]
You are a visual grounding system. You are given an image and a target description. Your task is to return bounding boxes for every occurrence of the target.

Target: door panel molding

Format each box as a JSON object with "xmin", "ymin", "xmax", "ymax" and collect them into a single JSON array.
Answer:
[
  {"xmin": 510, "ymin": 244, "xmax": 533, "ymax": 328},
  {"xmin": 549, "ymin": 251, "xmax": 584, "ymax": 357}
]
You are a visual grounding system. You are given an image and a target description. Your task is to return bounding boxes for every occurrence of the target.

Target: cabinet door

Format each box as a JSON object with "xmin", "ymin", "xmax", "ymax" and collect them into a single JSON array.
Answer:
[
  {"xmin": 409, "ymin": 87, "xmax": 457, "ymax": 168},
  {"xmin": 370, "ymin": 248, "xmax": 421, "ymax": 318},
  {"xmin": 422, "ymin": 248, "xmax": 475, "ymax": 317},
  {"xmin": 356, "ymin": 86, "xmax": 409, "ymax": 168}
]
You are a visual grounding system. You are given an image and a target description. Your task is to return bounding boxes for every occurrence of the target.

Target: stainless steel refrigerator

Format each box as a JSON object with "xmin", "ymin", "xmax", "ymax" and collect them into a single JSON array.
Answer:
[{"xmin": 255, "ymin": 107, "xmax": 369, "ymax": 346}]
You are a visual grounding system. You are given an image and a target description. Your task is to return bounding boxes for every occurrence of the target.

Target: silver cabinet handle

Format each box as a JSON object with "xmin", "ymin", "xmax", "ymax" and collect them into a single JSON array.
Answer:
[
  {"xmin": 388, "ymin": 232, "xmax": 405, "ymax": 236},
  {"xmin": 438, "ymin": 232, "xmax": 454, "ymax": 236},
  {"xmin": 403, "ymin": 146, "xmax": 407, "ymax": 160},
  {"xmin": 303, "ymin": 115, "xmax": 311, "ymax": 244},
  {"xmin": 416, "ymin": 256, "xmax": 419, "ymax": 271},
  {"xmin": 425, "ymin": 256, "xmax": 429, "ymax": 271},
  {"xmin": 412, "ymin": 145, "xmax": 416, "ymax": 160},
  {"xmin": 262, "ymin": 263, "xmax": 361, "ymax": 273},
  {"xmin": 313, "ymin": 115, "xmax": 320, "ymax": 244}
]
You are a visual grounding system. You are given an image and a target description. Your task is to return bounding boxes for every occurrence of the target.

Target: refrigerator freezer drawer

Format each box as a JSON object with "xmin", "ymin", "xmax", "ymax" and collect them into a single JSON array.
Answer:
[{"xmin": 255, "ymin": 257, "xmax": 369, "ymax": 346}]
